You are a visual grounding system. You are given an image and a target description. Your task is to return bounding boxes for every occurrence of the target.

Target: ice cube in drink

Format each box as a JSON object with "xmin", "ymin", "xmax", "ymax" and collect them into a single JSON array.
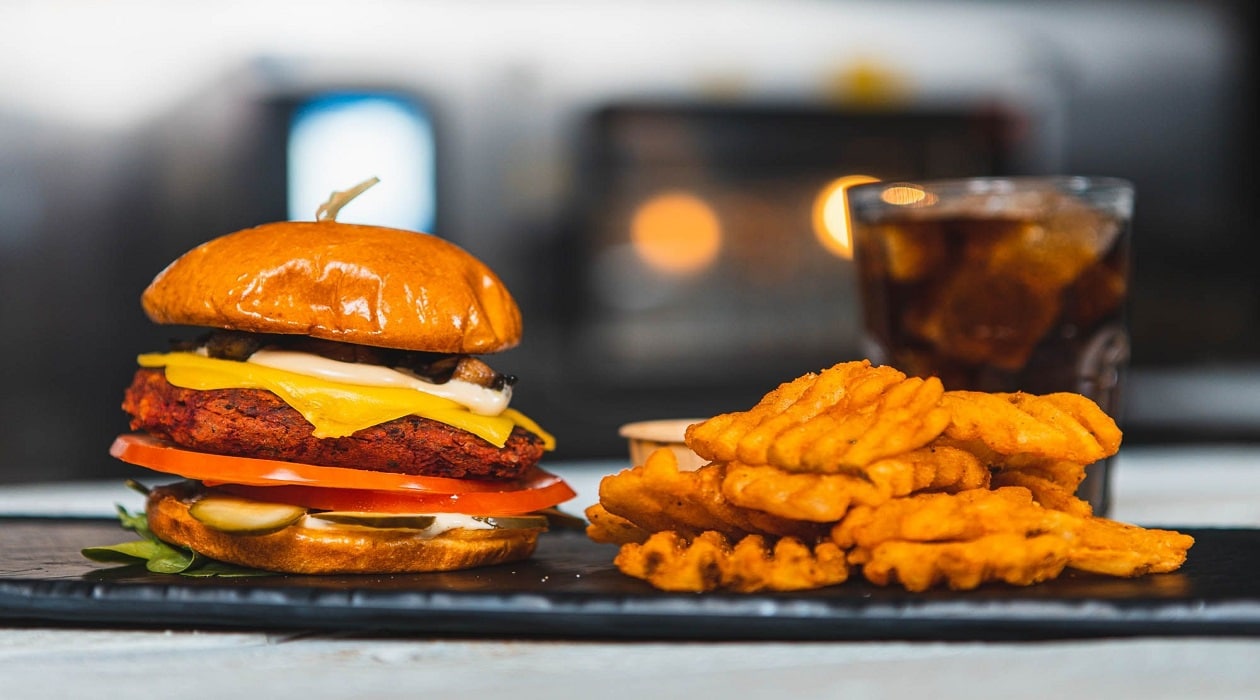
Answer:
[{"xmin": 852, "ymin": 185, "xmax": 1130, "ymax": 396}]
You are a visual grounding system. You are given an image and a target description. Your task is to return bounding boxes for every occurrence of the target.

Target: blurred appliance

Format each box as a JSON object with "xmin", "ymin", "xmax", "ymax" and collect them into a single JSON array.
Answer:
[
  {"xmin": 538, "ymin": 102, "xmax": 1033, "ymax": 456},
  {"xmin": 563, "ymin": 103, "xmax": 1022, "ymax": 378}
]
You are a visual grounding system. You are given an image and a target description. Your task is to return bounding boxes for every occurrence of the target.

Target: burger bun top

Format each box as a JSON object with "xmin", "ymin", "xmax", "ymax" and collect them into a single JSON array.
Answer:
[{"xmin": 141, "ymin": 221, "xmax": 522, "ymax": 354}]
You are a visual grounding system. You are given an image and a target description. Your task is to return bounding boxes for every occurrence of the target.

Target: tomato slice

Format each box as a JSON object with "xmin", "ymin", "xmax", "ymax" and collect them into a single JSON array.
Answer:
[
  {"xmin": 110, "ymin": 434, "xmax": 574, "ymax": 513},
  {"xmin": 214, "ymin": 482, "xmax": 574, "ymax": 515}
]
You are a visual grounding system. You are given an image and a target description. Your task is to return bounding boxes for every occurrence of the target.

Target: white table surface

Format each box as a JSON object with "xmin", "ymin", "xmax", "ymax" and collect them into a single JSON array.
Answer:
[{"xmin": 3, "ymin": 445, "xmax": 1260, "ymax": 700}]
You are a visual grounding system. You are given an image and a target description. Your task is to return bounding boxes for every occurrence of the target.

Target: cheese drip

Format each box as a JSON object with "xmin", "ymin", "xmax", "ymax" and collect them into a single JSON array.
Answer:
[{"xmin": 137, "ymin": 352, "xmax": 555, "ymax": 449}]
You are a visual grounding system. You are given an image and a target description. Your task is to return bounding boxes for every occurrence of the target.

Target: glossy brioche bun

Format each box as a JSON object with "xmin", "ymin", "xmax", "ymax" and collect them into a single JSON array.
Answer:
[
  {"xmin": 141, "ymin": 221, "xmax": 522, "ymax": 354},
  {"xmin": 145, "ymin": 484, "xmax": 540, "ymax": 574}
]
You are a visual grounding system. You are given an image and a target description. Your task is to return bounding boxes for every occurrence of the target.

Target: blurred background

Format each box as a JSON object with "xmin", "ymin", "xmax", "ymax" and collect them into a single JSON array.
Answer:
[{"xmin": 0, "ymin": 0, "xmax": 1255, "ymax": 482}]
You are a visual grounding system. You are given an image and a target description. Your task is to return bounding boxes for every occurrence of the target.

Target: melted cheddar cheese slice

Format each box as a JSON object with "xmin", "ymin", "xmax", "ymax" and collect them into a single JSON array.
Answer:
[{"xmin": 137, "ymin": 352, "xmax": 554, "ymax": 450}]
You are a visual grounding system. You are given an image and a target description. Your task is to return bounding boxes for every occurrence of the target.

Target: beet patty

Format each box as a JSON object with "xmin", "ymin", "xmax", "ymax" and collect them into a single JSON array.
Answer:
[{"xmin": 122, "ymin": 368, "xmax": 545, "ymax": 480}]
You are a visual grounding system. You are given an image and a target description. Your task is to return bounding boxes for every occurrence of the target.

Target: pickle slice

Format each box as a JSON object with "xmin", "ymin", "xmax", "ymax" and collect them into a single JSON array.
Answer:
[
  {"xmin": 310, "ymin": 512, "xmax": 438, "ymax": 530},
  {"xmin": 189, "ymin": 496, "xmax": 306, "ymax": 534}
]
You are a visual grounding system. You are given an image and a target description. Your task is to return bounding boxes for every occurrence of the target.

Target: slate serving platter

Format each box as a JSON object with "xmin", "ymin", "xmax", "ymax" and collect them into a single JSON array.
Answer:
[{"xmin": 2, "ymin": 517, "xmax": 1258, "ymax": 640}]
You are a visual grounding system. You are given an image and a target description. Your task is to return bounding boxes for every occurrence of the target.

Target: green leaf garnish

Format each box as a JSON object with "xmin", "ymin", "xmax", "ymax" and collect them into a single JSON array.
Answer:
[
  {"xmin": 115, "ymin": 504, "xmax": 152, "ymax": 538},
  {"xmin": 82, "ymin": 540, "xmax": 169, "ymax": 565},
  {"xmin": 82, "ymin": 501, "xmax": 270, "ymax": 577}
]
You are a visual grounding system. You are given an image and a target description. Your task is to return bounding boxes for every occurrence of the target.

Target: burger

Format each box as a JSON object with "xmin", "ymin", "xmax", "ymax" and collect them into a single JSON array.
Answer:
[{"xmin": 110, "ymin": 216, "xmax": 573, "ymax": 574}]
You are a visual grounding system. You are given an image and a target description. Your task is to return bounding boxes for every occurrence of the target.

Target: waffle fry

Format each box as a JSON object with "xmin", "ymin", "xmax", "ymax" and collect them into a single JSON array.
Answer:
[
  {"xmin": 720, "ymin": 446, "xmax": 989, "ymax": 523},
  {"xmin": 1065, "ymin": 516, "xmax": 1195, "ymax": 577},
  {"xmin": 686, "ymin": 361, "xmax": 949, "ymax": 473},
  {"xmin": 858, "ymin": 533, "xmax": 1070, "ymax": 591},
  {"xmin": 940, "ymin": 390, "xmax": 1121, "ymax": 465},
  {"xmin": 836, "ymin": 486, "xmax": 1193, "ymax": 588},
  {"xmin": 990, "ymin": 469, "xmax": 1093, "ymax": 517},
  {"xmin": 586, "ymin": 447, "xmax": 827, "ymax": 543},
  {"xmin": 613, "ymin": 530, "xmax": 850, "ymax": 593},
  {"xmin": 589, "ymin": 359, "xmax": 1192, "ymax": 593},
  {"xmin": 585, "ymin": 503, "xmax": 652, "ymax": 545}
]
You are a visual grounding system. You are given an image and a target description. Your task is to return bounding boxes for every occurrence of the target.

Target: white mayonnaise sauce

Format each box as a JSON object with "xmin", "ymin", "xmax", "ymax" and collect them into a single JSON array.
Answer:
[
  {"xmin": 298, "ymin": 512, "xmax": 494, "ymax": 537},
  {"xmin": 245, "ymin": 349, "xmax": 511, "ymax": 416}
]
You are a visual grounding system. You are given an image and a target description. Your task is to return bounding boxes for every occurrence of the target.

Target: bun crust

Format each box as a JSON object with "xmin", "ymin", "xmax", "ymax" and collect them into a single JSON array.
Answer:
[
  {"xmin": 142, "ymin": 222, "xmax": 522, "ymax": 354},
  {"xmin": 146, "ymin": 485, "xmax": 539, "ymax": 574}
]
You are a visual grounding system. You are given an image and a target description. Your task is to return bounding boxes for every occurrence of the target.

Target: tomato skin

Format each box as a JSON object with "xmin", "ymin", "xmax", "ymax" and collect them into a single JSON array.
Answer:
[
  {"xmin": 215, "ymin": 481, "xmax": 575, "ymax": 516},
  {"xmin": 110, "ymin": 433, "xmax": 575, "ymax": 514},
  {"xmin": 114, "ymin": 434, "xmax": 530, "ymax": 493}
]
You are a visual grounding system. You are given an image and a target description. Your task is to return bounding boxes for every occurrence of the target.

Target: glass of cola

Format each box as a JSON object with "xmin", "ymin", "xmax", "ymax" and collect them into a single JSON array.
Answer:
[{"xmin": 846, "ymin": 176, "xmax": 1134, "ymax": 514}]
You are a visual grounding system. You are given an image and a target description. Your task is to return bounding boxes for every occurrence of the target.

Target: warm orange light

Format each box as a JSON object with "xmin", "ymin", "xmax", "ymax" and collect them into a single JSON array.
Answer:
[
  {"xmin": 812, "ymin": 175, "xmax": 879, "ymax": 259},
  {"xmin": 880, "ymin": 185, "xmax": 936, "ymax": 207},
  {"xmin": 630, "ymin": 191, "xmax": 722, "ymax": 275}
]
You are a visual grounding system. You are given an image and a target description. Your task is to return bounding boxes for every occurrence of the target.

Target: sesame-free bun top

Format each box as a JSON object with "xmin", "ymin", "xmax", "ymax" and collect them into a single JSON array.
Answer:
[{"xmin": 141, "ymin": 221, "xmax": 522, "ymax": 354}]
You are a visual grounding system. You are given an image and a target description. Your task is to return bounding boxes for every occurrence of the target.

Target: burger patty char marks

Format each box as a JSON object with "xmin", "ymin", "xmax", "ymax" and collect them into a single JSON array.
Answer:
[{"xmin": 122, "ymin": 368, "xmax": 544, "ymax": 480}]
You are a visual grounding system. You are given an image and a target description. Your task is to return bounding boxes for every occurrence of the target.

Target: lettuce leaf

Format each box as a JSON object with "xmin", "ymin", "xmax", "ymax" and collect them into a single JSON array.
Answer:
[{"xmin": 82, "ymin": 503, "xmax": 269, "ymax": 578}]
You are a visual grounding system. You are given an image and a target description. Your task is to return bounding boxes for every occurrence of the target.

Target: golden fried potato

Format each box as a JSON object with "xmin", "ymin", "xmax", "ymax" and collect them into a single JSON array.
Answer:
[
  {"xmin": 687, "ymin": 361, "xmax": 949, "ymax": 473},
  {"xmin": 833, "ymin": 486, "xmax": 1042, "ymax": 549},
  {"xmin": 684, "ymin": 368, "xmax": 824, "ymax": 464},
  {"xmin": 834, "ymin": 485, "xmax": 1194, "ymax": 589},
  {"xmin": 1038, "ymin": 392, "xmax": 1124, "ymax": 456},
  {"xmin": 584, "ymin": 504, "xmax": 652, "ymax": 545},
  {"xmin": 720, "ymin": 446, "xmax": 989, "ymax": 523},
  {"xmin": 1011, "ymin": 458, "xmax": 1089, "ymax": 489},
  {"xmin": 773, "ymin": 376, "xmax": 950, "ymax": 472},
  {"xmin": 940, "ymin": 390, "xmax": 1120, "ymax": 465},
  {"xmin": 1067, "ymin": 517, "xmax": 1195, "ymax": 577},
  {"xmin": 902, "ymin": 445, "xmax": 992, "ymax": 493},
  {"xmin": 928, "ymin": 438, "xmax": 1091, "ymax": 514},
  {"xmin": 857, "ymin": 533, "xmax": 1069, "ymax": 591},
  {"xmin": 590, "ymin": 358, "xmax": 1191, "ymax": 594},
  {"xmin": 990, "ymin": 469, "xmax": 1093, "ymax": 517},
  {"xmin": 931, "ymin": 440, "xmax": 1089, "ymax": 484},
  {"xmin": 613, "ymin": 530, "xmax": 850, "ymax": 592},
  {"xmin": 595, "ymin": 448, "xmax": 827, "ymax": 542}
]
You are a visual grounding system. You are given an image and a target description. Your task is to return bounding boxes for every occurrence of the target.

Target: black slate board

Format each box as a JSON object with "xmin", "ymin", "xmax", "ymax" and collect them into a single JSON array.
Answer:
[{"xmin": 2, "ymin": 517, "xmax": 1258, "ymax": 640}]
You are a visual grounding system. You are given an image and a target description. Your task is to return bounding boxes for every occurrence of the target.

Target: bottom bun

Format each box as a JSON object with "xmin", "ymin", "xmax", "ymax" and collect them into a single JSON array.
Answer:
[{"xmin": 146, "ymin": 483, "xmax": 540, "ymax": 574}]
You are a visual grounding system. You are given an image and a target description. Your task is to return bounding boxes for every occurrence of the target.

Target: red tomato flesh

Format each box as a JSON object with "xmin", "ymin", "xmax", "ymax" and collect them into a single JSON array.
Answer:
[
  {"xmin": 214, "ymin": 482, "xmax": 574, "ymax": 515},
  {"xmin": 110, "ymin": 433, "xmax": 575, "ymax": 515}
]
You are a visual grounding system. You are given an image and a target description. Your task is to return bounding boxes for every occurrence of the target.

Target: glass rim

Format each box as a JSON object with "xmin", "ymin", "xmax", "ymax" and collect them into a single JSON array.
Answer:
[
  {"xmin": 845, "ymin": 175, "xmax": 1134, "ymax": 216},
  {"xmin": 847, "ymin": 175, "xmax": 1132, "ymax": 197}
]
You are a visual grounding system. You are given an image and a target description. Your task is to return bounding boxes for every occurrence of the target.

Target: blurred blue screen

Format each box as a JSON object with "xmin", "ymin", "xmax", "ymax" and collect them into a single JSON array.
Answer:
[{"xmin": 287, "ymin": 93, "xmax": 436, "ymax": 231}]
